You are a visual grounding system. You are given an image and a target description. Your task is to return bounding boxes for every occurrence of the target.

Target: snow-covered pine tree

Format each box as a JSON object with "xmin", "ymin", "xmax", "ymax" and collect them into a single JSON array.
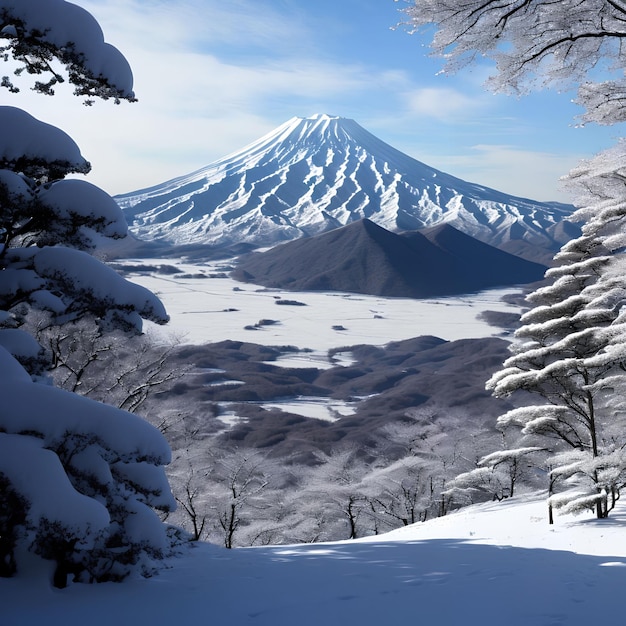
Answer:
[
  {"xmin": 0, "ymin": 0, "xmax": 175, "ymax": 586},
  {"xmin": 0, "ymin": 0, "xmax": 136, "ymax": 103},
  {"xmin": 0, "ymin": 347, "xmax": 175, "ymax": 586},
  {"xmin": 0, "ymin": 106, "xmax": 169, "ymax": 339},
  {"xmin": 487, "ymin": 145, "xmax": 626, "ymax": 519},
  {"xmin": 404, "ymin": 0, "xmax": 626, "ymax": 520}
]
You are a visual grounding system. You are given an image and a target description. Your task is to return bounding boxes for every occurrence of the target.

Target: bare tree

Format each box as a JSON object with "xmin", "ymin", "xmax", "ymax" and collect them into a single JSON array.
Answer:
[
  {"xmin": 28, "ymin": 314, "xmax": 186, "ymax": 414},
  {"xmin": 403, "ymin": 0, "xmax": 626, "ymax": 125},
  {"xmin": 209, "ymin": 449, "xmax": 277, "ymax": 549},
  {"xmin": 308, "ymin": 448, "xmax": 371, "ymax": 540},
  {"xmin": 361, "ymin": 457, "xmax": 431, "ymax": 532}
]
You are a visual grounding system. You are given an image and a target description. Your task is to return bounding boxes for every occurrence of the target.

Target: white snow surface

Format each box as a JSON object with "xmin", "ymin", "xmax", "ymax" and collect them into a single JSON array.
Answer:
[
  {"xmin": 1, "ymin": 0, "xmax": 134, "ymax": 97},
  {"xmin": 6, "ymin": 247, "xmax": 169, "ymax": 326},
  {"xmin": 5, "ymin": 493, "xmax": 626, "ymax": 625},
  {"xmin": 0, "ymin": 434, "xmax": 110, "ymax": 540},
  {"xmin": 0, "ymin": 379, "xmax": 172, "ymax": 463},
  {"xmin": 0, "ymin": 328, "xmax": 42, "ymax": 360},
  {"xmin": 38, "ymin": 179, "xmax": 128, "ymax": 239},
  {"xmin": 125, "ymin": 258, "xmax": 521, "ymax": 362},
  {"xmin": 0, "ymin": 344, "xmax": 35, "ymax": 382},
  {"xmin": 0, "ymin": 169, "xmax": 32, "ymax": 198},
  {"xmin": 117, "ymin": 114, "xmax": 573, "ymax": 250},
  {"xmin": 0, "ymin": 106, "xmax": 87, "ymax": 169}
]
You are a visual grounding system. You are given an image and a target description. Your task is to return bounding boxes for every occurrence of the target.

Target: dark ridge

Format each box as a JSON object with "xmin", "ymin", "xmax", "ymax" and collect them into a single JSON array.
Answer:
[
  {"xmin": 412, "ymin": 223, "xmax": 548, "ymax": 288},
  {"xmin": 232, "ymin": 219, "xmax": 547, "ymax": 298}
]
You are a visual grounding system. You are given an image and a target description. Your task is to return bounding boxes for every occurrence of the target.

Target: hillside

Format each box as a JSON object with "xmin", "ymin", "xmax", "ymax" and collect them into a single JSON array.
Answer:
[
  {"xmin": 116, "ymin": 114, "xmax": 574, "ymax": 262},
  {"xmin": 6, "ymin": 494, "xmax": 626, "ymax": 625},
  {"xmin": 232, "ymin": 219, "xmax": 547, "ymax": 298},
  {"xmin": 161, "ymin": 335, "xmax": 515, "ymax": 460}
]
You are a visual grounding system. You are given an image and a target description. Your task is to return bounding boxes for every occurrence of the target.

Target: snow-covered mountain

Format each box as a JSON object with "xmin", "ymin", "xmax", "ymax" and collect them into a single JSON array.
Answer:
[{"xmin": 116, "ymin": 114, "xmax": 575, "ymax": 257}]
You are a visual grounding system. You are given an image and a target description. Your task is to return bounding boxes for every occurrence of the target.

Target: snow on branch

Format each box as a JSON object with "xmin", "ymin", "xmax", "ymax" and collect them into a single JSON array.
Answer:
[
  {"xmin": 496, "ymin": 405, "xmax": 571, "ymax": 429},
  {"xmin": 549, "ymin": 451, "xmax": 589, "ymax": 481},
  {"xmin": 5, "ymin": 246, "xmax": 169, "ymax": 330},
  {"xmin": 38, "ymin": 179, "xmax": 128, "ymax": 243},
  {"xmin": 0, "ymin": 379, "xmax": 172, "ymax": 464},
  {"xmin": 0, "ymin": 0, "xmax": 135, "ymax": 102},
  {"xmin": 0, "ymin": 432, "xmax": 110, "ymax": 540},
  {"xmin": 479, "ymin": 447, "xmax": 544, "ymax": 467},
  {"xmin": 0, "ymin": 349, "xmax": 176, "ymax": 582},
  {"xmin": 0, "ymin": 327, "xmax": 46, "ymax": 373},
  {"xmin": 403, "ymin": 0, "xmax": 626, "ymax": 124},
  {"xmin": 549, "ymin": 491, "xmax": 603, "ymax": 516},
  {"xmin": 0, "ymin": 342, "xmax": 33, "ymax": 382},
  {"xmin": 0, "ymin": 106, "xmax": 89, "ymax": 180}
]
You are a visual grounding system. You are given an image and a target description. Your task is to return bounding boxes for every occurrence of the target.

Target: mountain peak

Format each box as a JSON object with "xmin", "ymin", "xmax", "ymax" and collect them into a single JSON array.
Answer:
[
  {"xmin": 303, "ymin": 113, "xmax": 342, "ymax": 121},
  {"xmin": 116, "ymin": 114, "xmax": 574, "ymax": 258}
]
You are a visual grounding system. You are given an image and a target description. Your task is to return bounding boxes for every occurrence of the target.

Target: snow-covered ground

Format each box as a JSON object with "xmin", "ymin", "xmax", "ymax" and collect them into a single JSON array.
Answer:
[
  {"xmin": 5, "ymin": 260, "xmax": 623, "ymax": 624},
  {"xmin": 5, "ymin": 494, "xmax": 626, "ymax": 625},
  {"xmin": 123, "ymin": 258, "xmax": 522, "ymax": 360}
]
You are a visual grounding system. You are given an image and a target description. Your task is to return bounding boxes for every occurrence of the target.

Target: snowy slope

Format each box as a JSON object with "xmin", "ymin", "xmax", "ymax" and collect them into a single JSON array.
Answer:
[
  {"xmin": 5, "ymin": 494, "xmax": 626, "ymax": 626},
  {"xmin": 116, "ymin": 114, "xmax": 574, "ymax": 254}
]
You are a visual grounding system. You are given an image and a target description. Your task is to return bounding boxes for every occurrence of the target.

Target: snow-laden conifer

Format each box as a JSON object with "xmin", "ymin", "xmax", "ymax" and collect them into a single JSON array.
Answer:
[
  {"xmin": 405, "ymin": 1, "xmax": 626, "ymax": 520},
  {"xmin": 483, "ymin": 145, "xmax": 626, "ymax": 519},
  {"xmin": 0, "ymin": 0, "xmax": 174, "ymax": 586},
  {"xmin": 0, "ymin": 0, "xmax": 135, "ymax": 103}
]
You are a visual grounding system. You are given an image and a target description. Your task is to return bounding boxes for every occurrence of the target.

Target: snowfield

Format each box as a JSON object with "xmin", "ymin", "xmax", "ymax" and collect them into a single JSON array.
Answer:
[
  {"xmin": 4, "ymin": 258, "xmax": 623, "ymax": 625},
  {"xmin": 5, "ymin": 494, "xmax": 626, "ymax": 625},
  {"xmin": 122, "ymin": 258, "xmax": 523, "ymax": 358},
  {"xmin": 120, "ymin": 257, "xmax": 525, "ymax": 422}
]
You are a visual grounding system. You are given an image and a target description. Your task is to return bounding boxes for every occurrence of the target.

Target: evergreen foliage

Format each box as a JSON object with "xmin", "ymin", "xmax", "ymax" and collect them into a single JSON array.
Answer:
[
  {"xmin": 0, "ymin": 0, "xmax": 173, "ymax": 586},
  {"xmin": 405, "ymin": 0, "xmax": 626, "ymax": 520}
]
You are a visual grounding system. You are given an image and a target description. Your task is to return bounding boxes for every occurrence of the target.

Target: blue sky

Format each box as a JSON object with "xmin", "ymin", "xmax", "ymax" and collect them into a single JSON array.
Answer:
[{"xmin": 13, "ymin": 0, "xmax": 626, "ymax": 202}]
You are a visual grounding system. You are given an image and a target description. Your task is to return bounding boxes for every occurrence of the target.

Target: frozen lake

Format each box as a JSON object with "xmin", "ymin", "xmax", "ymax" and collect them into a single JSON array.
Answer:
[{"xmin": 124, "ymin": 258, "xmax": 522, "ymax": 358}]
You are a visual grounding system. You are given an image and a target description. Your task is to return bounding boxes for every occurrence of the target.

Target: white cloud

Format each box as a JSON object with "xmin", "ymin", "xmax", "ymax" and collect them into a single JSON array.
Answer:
[
  {"xmin": 17, "ymin": 47, "xmax": 389, "ymax": 193},
  {"xmin": 404, "ymin": 86, "xmax": 489, "ymax": 121},
  {"xmin": 79, "ymin": 0, "xmax": 317, "ymax": 58},
  {"xmin": 431, "ymin": 144, "xmax": 582, "ymax": 202},
  {"xmin": 7, "ymin": 0, "xmax": 393, "ymax": 194}
]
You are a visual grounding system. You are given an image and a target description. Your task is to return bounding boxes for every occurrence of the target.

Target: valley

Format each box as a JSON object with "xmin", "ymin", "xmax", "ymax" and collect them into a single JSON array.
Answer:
[
  {"xmin": 107, "ymin": 255, "xmax": 532, "ymax": 544},
  {"xmin": 106, "ymin": 113, "xmax": 563, "ymax": 544}
]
